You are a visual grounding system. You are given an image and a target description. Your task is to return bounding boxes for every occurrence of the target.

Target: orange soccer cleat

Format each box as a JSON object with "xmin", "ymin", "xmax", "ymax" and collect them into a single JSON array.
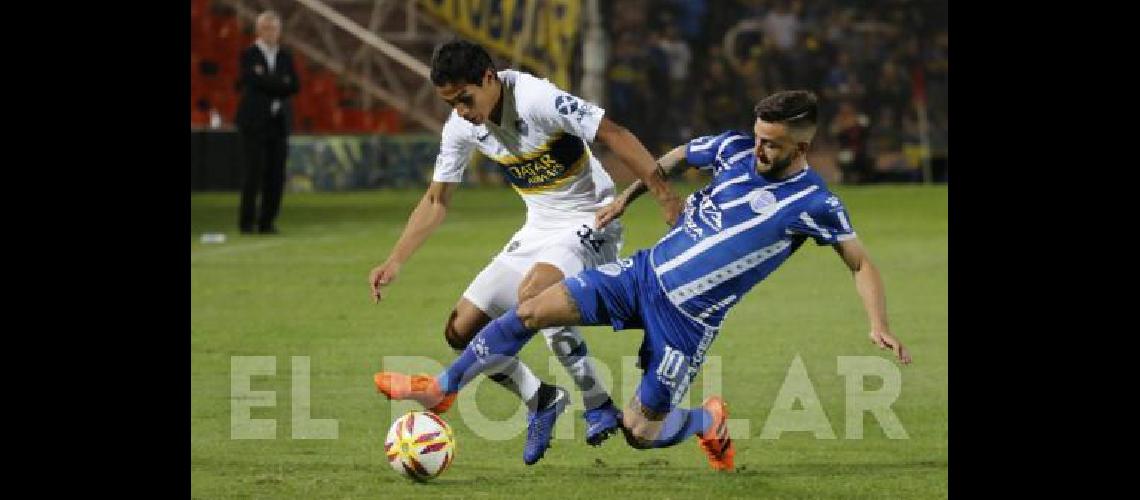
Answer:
[
  {"xmin": 696, "ymin": 395, "xmax": 736, "ymax": 472},
  {"xmin": 373, "ymin": 372, "xmax": 457, "ymax": 414}
]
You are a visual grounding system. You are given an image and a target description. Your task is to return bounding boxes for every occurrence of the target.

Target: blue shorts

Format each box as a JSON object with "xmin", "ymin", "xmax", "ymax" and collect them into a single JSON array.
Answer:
[{"xmin": 563, "ymin": 249, "xmax": 719, "ymax": 414}]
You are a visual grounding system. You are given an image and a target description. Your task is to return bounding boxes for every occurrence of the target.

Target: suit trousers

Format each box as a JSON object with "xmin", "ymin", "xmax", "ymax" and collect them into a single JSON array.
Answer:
[{"xmin": 238, "ymin": 118, "xmax": 288, "ymax": 231}]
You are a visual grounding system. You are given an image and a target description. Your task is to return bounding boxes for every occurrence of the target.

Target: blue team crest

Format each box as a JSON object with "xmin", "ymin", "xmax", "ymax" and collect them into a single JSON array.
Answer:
[
  {"xmin": 749, "ymin": 190, "xmax": 779, "ymax": 213},
  {"xmin": 555, "ymin": 94, "xmax": 579, "ymax": 115}
]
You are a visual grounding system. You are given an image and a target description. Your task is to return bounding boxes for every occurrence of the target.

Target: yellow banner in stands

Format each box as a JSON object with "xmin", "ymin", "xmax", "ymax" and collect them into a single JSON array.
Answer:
[{"xmin": 418, "ymin": 0, "xmax": 580, "ymax": 89}]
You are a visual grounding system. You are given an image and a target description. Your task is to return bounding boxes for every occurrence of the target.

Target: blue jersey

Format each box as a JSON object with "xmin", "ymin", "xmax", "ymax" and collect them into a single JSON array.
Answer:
[{"xmin": 649, "ymin": 130, "xmax": 857, "ymax": 327}]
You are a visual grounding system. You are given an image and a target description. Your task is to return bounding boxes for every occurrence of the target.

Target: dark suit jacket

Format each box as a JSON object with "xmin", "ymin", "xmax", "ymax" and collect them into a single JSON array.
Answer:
[{"xmin": 235, "ymin": 44, "xmax": 300, "ymax": 135}]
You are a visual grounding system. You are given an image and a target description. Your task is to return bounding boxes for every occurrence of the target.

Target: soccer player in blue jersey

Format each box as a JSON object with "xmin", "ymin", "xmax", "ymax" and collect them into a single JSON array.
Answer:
[{"xmin": 375, "ymin": 90, "xmax": 911, "ymax": 471}]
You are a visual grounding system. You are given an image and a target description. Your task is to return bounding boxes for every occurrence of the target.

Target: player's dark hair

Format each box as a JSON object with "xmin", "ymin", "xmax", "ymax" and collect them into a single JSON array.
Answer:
[
  {"xmin": 430, "ymin": 39, "xmax": 495, "ymax": 87},
  {"xmin": 753, "ymin": 90, "xmax": 819, "ymax": 128}
]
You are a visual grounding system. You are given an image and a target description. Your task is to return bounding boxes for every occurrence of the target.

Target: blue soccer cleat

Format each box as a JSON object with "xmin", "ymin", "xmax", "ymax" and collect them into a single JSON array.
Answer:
[
  {"xmin": 523, "ymin": 386, "xmax": 569, "ymax": 465},
  {"xmin": 583, "ymin": 398, "xmax": 621, "ymax": 446}
]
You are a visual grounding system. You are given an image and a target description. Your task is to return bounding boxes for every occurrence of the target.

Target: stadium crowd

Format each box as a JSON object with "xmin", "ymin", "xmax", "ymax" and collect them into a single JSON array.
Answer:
[{"xmin": 598, "ymin": 0, "xmax": 947, "ymax": 183}]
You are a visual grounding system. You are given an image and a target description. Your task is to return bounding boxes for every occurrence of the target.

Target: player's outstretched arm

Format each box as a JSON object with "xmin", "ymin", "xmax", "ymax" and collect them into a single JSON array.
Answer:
[
  {"xmin": 595, "ymin": 144, "xmax": 688, "ymax": 229},
  {"xmin": 369, "ymin": 181, "xmax": 458, "ymax": 303},
  {"xmin": 594, "ymin": 117, "xmax": 682, "ymax": 226},
  {"xmin": 834, "ymin": 239, "xmax": 912, "ymax": 364}
]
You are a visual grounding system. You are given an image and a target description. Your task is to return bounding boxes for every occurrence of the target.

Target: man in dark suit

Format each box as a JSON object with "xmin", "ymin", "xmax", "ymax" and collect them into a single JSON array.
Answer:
[{"xmin": 235, "ymin": 10, "xmax": 299, "ymax": 234}]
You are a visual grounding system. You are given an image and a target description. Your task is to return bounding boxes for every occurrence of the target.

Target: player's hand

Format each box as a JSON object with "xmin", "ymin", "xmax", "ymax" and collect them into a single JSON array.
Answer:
[
  {"xmin": 870, "ymin": 330, "xmax": 911, "ymax": 365},
  {"xmin": 369, "ymin": 261, "xmax": 402, "ymax": 304},
  {"xmin": 595, "ymin": 197, "xmax": 627, "ymax": 229},
  {"xmin": 659, "ymin": 192, "xmax": 683, "ymax": 226}
]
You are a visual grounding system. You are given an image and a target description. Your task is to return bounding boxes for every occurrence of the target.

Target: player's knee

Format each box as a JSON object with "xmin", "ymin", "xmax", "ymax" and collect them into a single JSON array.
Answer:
[
  {"xmin": 518, "ymin": 263, "xmax": 565, "ymax": 303},
  {"xmin": 517, "ymin": 282, "xmax": 543, "ymax": 303},
  {"xmin": 622, "ymin": 430, "xmax": 654, "ymax": 450},
  {"xmin": 443, "ymin": 310, "xmax": 474, "ymax": 350},
  {"xmin": 620, "ymin": 416, "xmax": 655, "ymax": 450},
  {"xmin": 626, "ymin": 426, "xmax": 659, "ymax": 447},
  {"xmin": 622, "ymin": 411, "xmax": 661, "ymax": 444},
  {"xmin": 516, "ymin": 299, "xmax": 544, "ymax": 330}
]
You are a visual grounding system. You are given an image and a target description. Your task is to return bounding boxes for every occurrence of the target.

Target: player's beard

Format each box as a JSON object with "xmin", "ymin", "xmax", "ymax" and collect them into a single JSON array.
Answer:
[{"xmin": 759, "ymin": 154, "xmax": 795, "ymax": 179}]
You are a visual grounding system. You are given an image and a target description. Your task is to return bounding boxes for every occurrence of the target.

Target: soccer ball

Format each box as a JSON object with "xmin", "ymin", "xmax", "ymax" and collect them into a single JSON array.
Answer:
[{"xmin": 384, "ymin": 411, "xmax": 456, "ymax": 481}]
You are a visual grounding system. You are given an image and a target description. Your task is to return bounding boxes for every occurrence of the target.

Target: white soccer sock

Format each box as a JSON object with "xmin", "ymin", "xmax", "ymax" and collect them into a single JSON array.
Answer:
[
  {"xmin": 459, "ymin": 348, "xmax": 542, "ymax": 408},
  {"xmin": 542, "ymin": 326, "xmax": 612, "ymax": 410}
]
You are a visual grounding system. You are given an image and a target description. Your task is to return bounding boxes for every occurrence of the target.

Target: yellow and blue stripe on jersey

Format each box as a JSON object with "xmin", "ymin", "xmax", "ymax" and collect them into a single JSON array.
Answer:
[{"xmin": 485, "ymin": 132, "xmax": 589, "ymax": 193}]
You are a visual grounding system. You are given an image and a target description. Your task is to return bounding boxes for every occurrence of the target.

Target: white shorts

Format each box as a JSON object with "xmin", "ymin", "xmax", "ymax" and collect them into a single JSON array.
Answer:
[{"xmin": 462, "ymin": 220, "xmax": 624, "ymax": 317}]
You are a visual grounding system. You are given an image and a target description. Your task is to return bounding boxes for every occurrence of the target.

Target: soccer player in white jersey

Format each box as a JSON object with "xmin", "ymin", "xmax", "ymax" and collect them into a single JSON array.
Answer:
[
  {"xmin": 369, "ymin": 40, "xmax": 682, "ymax": 465},
  {"xmin": 375, "ymin": 90, "xmax": 911, "ymax": 471}
]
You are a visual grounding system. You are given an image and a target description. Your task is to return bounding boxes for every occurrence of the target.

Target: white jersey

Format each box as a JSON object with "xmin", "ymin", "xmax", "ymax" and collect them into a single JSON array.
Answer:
[{"xmin": 432, "ymin": 70, "xmax": 616, "ymax": 230}]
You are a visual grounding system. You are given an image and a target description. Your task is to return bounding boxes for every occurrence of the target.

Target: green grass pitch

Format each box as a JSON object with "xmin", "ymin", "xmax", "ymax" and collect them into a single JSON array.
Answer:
[{"xmin": 191, "ymin": 182, "xmax": 947, "ymax": 499}]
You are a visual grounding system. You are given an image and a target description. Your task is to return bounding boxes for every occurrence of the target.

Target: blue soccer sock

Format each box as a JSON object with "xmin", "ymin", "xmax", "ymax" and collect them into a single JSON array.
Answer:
[
  {"xmin": 649, "ymin": 407, "xmax": 714, "ymax": 448},
  {"xmin": 436, "ymin": 308, "xmax": 538, "ymax": 394}
]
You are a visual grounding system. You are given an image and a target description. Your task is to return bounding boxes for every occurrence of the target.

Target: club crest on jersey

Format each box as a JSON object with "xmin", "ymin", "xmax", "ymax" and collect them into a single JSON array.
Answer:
[
  {"xmin": 574, "ymin": 101, "xmax": 597, "ymax": 123},
  {"xmin": 749, "ymin": 190, "xmax": 779, "ymax": 213},
  {"xmin": 596, "ymin": 257, "xmax": 633, "ymax": 277},
  {"xmin": 597, "ymin": 262, "xmax": 623, "ymax": 276},
  {"xmin": 555, "ymin": 94, "xmax": 579, "ymax": 116}
]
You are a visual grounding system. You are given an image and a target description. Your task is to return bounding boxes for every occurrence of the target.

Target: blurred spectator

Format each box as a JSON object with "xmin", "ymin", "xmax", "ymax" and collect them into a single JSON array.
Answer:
[
  {"xmin": 869, "ymin": 60, "xmax": 911, "ymax": 128},
  {"xmin": 823, "ymin": 7, "xmax": 855, "ymax": 48},
  {"xmin": 822, "ymin": 51, "xmax": 865, "ymax": 104},
  {"xmin": 924, "ymin": 30, "xmax": 949, "ymax": 130},
  {"xmin": 699, "ymin": 58, "xmax": 749, "ymax": 133},
  {"xmin": 643, "ymin": 28, "xmax": 672, "ymax": 151},
  {"xmin": 830, "ymin": 101, "xmax": 873, "ymax": 184},
  {"xmin": 795, "ymin": 30, "xmax": 830, "ymax": 91},
  {"xmin": 657, "ymin": 21, "xmax": 694, "ymax": 142},
  {"xmin": 869, "ymin": 107, "xmax": 921, "ymax": 183},
  {"xmin": 606, "ymin": 31, "xmax": 651, "ymax": 147},
  {"xmin": 761, "ymin": 1, "xmax": 801, "ymax": 52},
  {"xmin": 736, "ymin": 0, "xmax": 770, "ymax": 18},
  {"xmin": 666, "ymin": 0, "xmax": 708, "ymax": 44},
  {"xmin": 818, "ymin": 49, "xmax": 865, "ymax": 132},
  {"xmin": 701, "ymin": 43, "xmax": 732, "ymax": 77},
  {"xmin": 738, "ymin": 46, "xmax": 776, "ymax": 109},
  {"xmin": 657, "ymin": 22, "xmax": 692, "ymax": 96}
]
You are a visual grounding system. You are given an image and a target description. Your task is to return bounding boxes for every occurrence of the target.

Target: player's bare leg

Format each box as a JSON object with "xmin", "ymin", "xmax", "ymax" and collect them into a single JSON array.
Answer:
[
  {"xmin": 519, "ymin": 263, "xmax": 622, "ymax": 446},
  {"xmin": 514, "ymin": 281, "xmax": 582, "ymax": 328},
  {"xmin": 442, "ymin": 298, "xmax": 492, "ymax": 350},
  {"xmin": 618, "ymin": 398, "xmax": 666, "ymax": 449},
  {"xmin": 619, "ymin": 395, "xmax": 735, "ymax": 472}
]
